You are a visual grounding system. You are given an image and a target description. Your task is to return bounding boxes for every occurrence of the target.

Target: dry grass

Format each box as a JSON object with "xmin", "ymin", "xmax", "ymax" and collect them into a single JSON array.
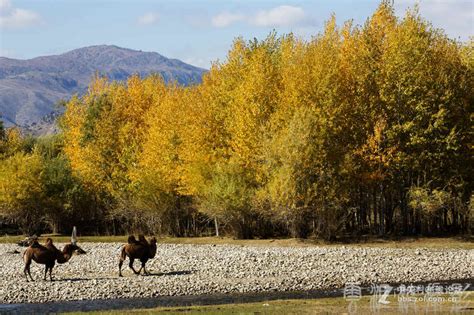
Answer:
[
  {"xmin": 65, "ymin": 294, "xmax": 474, "ymax": 314},
  {"xmin": 0, "ymin": 234, "xmax": 472, "ymax": 249}
]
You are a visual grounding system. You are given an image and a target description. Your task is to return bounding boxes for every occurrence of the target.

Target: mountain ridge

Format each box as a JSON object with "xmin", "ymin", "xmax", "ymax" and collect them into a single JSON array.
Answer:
[{"xmin": 0, "ymin": 45, "xmax": 207, "ymax": 133}]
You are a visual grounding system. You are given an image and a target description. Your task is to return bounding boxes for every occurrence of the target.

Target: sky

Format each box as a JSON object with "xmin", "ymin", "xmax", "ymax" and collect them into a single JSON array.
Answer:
[{"xmin": 0, "ymin": 0, "xmax": 472, "ymax": 69}]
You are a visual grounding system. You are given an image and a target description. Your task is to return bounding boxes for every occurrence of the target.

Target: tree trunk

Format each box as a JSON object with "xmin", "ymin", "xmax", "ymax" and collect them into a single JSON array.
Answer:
[{"xmin": 214, "ymin": 217, "xmax": 219, "ymax": 237}]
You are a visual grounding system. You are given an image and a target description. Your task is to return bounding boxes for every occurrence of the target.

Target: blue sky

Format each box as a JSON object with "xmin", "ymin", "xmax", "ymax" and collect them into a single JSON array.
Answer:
[{"xmin": 0, "ymin": 0, "xmax": 472, "ymax": 69}]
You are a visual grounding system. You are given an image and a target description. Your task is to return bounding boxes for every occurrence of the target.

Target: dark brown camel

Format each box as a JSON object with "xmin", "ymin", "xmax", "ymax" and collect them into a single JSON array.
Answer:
[
  {"xmin": 119, "ymin": 235, "xmax": 157, "ymax": 277},
  {"xmin": 23, "ymin": 228, "xmax": 86, "ymax": 281}
]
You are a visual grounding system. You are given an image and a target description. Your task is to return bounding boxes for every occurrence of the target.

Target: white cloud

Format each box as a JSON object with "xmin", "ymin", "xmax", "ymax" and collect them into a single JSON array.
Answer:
[
  {"xmin": 0, "ymin": 0, "xmax": 42, "ymax": 29},
  {"xmin": 212, "ymin": 12, "xmax": 245, "ymax": 28},
  {"xmin": 137, "ymin": 12, "xmax": 159, "ymax": 26},
  {"xmin": 0, "ymin": 0, "xmax": 12, "ymax": 12},
  {"xmin": 211, "ymin": 5, "xmax": 311, "ymax": 28},
  {"xmin": 252, "ymin": 5, "xmax": 307, "ymax": 27}
]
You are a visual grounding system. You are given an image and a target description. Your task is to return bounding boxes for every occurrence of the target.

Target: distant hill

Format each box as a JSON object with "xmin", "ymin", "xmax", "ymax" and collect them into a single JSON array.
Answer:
[{"xmin": 0, "ymin": 45, "xmax": 207, "ymax": 134}]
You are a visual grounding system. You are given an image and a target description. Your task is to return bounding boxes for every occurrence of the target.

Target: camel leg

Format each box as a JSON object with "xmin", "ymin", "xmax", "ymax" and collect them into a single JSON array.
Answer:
[
  {"xmin": 49, "ymin": 262, "xmax": 55, "ymax": 281},
  {"xmin": 129, "ymin": 258, "xmax": 139, "ymax": 275},
  {"xmin": 119, "ymin": 247, "xmax": 126, "ymax": 277},
  {"xmin": 49, "ymin": 267, "xmax": 54, "ymax": 281},
  {"xmin": 24, "ymin": 261, "xmax": 32, "ymax": 282},
  {"xmin": 24, "ymin": 269, "xmax": 29, "ymax": 282},
  {"xmin": 139, "ymin": 261, "xmax": 149, "ymax": 275},
  {"xmin": 27, "ymin": 263, "xmax": 34, "ymax": 282},
  {"xmin": 136, "ymin": 260, "xmax": 145, "ymax": 275},
  {"xmin": 118, "ymin": 259, "xmax": 124, "ymax": 277},
  {"xmin": 44, "ymin": 265, "xmax": 48, "ymax": 281},
  {"xmin": 143, "ymin": 263, "xmax": 149, "ymax": 276}
]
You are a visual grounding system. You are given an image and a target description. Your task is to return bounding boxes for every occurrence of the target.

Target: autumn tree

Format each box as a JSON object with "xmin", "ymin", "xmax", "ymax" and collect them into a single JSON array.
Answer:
[{"xmin": 31, "ymin": 1, "xmax": 472, "ymax": 238}]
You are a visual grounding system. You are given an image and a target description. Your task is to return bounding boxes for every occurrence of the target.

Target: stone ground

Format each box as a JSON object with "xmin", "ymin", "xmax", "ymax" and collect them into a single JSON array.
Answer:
[{"xmin": 0, "ymin": 243, "xmax": 472, "ymax": 304}]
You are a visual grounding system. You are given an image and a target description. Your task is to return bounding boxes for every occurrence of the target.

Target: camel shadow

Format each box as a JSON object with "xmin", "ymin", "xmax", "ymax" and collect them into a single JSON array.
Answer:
[
  {"xmin": 147, "ymin": 270, "xmax": 194, "ymax": 277},
  {"xmin": 52, "ymin": 277, "xmax": 111, "ymax": 282}
]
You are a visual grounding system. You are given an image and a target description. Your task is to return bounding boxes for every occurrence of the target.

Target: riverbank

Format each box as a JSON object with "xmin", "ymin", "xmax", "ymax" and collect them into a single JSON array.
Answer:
[
  {"xmin": 0, "ymin": 241, "xmax": 472, "ymax": 305},
  {"xmin": 1, "ymin": 287, "xmax": 472, "ymax": 314}
]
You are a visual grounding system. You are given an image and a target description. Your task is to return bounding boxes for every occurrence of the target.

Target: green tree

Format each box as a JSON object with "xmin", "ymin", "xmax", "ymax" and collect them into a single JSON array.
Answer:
[{"xmin": 0, "ymin": 117, "xmax": 4, "ymax": 140}]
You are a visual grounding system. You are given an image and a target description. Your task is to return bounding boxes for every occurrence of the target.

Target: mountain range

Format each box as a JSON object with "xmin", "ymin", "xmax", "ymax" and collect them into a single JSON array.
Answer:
[{"xmin": 0, "ymin": 45, "xmax": 206, "ymax": 134}]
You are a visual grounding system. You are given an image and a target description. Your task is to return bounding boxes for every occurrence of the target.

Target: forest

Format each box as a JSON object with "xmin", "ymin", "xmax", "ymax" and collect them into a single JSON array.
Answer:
[{"xmin": 0, "ymin": 2, "xmax": 472, "ymax": 239}]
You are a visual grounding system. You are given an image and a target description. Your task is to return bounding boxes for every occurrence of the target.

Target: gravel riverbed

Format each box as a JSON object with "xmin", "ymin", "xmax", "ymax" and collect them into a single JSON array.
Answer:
[{"xmin": 0, "ymin": 243, "xmax": 472, "ymax": 304}]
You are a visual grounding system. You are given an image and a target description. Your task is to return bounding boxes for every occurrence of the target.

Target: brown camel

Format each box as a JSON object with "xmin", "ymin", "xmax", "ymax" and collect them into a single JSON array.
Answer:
[
  {"xmin": 119, "ymin": 235, "xmax": 157, "ymax": 277},
  {"xmin": 23, "ymin": 227, "xmax": 86, "ymax": 281}
]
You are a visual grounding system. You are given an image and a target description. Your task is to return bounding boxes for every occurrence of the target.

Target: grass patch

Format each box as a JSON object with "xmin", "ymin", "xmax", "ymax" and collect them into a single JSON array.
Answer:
[
  {"xmin": 0, "ymin": 234, "xmax": 126, "ymax": 244},
  {"xmin": 64, "ymin": 294, "xmax": 474, "ymax": 314},
  {"xmin": 0, "ymin": 235, "xmax": 472, "ymax": 249}
]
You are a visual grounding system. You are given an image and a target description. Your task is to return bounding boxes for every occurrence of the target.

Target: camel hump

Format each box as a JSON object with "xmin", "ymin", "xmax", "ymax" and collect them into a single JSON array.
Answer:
[
  {"xmin": 127, "ymin": 235, "xmax": 137, "ymax": 244},
  {"xmin": 138, "ymin": 235, "xmax": 148, "ymax": 244},
  {"xmin": 45, "ymin": 238, "xmax": 53, "ymax": 245}
]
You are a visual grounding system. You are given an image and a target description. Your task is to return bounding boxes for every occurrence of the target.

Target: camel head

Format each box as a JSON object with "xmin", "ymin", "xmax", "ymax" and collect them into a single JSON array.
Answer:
[{"xmin": 64, "ymin": 243, "xmax": 87, "ymax": 255}]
